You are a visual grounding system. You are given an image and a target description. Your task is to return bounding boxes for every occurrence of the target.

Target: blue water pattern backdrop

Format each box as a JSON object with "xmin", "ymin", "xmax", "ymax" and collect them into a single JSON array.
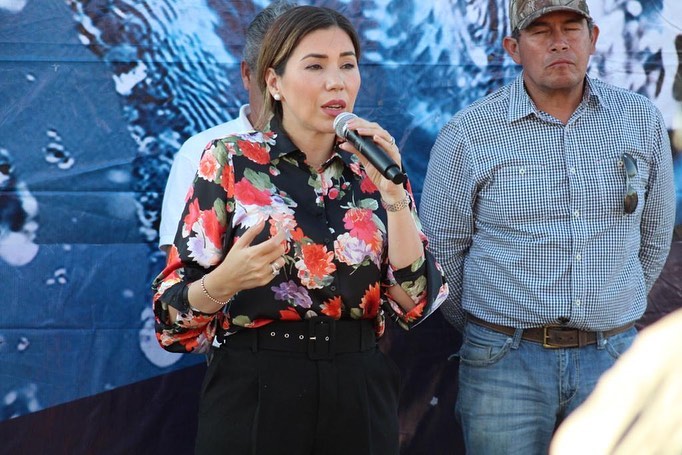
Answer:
[{"xmin": 0, "ymin": 0, "xmax": 680, "ymax": 420}]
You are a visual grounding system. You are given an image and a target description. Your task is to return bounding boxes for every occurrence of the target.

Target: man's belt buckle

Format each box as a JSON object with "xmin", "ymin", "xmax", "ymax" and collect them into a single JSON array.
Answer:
[
  {"xmin": 307, "ymin": 318, "xmax": 336, "ymax": 360},
  {"xmin": 542, "ymin": 326, "xmax": 563, "ymax": 349}
]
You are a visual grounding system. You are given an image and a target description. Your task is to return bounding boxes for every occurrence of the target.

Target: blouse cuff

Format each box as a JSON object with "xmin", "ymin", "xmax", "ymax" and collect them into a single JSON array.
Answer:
[
  {"xmin": 384, "ymin": 249, "xmax": 448, "ymax": 329},
  {"xmin": 388, "ymin": 255, "xmax": 428, "ymax": 295}
]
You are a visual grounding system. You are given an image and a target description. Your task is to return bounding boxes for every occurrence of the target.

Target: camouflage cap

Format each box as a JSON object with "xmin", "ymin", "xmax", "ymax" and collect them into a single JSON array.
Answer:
[{"xmin": 509, "ymin": 0, "xmax": 591, "ymax": 32}]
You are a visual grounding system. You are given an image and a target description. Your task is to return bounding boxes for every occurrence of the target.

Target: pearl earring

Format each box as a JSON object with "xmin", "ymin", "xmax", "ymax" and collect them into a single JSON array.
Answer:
[{"xmin": 273, "ymin": 93, "xmax": 281, "ymax": 101}]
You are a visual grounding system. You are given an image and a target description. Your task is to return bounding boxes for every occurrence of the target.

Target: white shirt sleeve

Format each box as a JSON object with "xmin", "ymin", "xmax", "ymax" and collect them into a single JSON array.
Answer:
[
  {"xmin": 158, "ymin": 152, "xmax": 199, "ymax": 249},
  {"xmin": 158, "ymin": 104, "xmax": 253, "ymax": 250}
]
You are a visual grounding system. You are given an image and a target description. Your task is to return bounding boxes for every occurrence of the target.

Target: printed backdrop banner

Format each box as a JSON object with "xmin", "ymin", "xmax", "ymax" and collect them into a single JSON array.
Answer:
[{"xmin": 1, "ymin": 0, "xmax": 681, "ymax": 452}]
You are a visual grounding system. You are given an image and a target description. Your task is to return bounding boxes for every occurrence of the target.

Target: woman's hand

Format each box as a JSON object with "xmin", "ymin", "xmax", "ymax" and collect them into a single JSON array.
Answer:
[
  {"xmin": 336, "ymin": 116, "xmax": 424, "ymax": 313},
  {"xmin": 185, "ymin": 220, "xmax": 287, "ymax": 314},
  {"xmin": 211, "ymin": 220, "xmax": 287, "ymax": 296},
  {"xmin": 336, "ymin": 116, "xmax": 404, "ymax": 200}
]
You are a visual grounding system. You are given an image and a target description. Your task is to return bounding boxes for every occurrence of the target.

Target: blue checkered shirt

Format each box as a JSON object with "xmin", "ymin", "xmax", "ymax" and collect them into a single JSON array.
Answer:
[{"xmin": 420, "ymin": 73, "xmax": 675, "ymax": 331}]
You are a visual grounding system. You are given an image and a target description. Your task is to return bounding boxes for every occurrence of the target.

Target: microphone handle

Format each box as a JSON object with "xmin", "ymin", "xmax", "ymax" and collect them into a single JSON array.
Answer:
[{"xmin": 346, "ymin": 130, "xmax": 406, "ymax": 184}]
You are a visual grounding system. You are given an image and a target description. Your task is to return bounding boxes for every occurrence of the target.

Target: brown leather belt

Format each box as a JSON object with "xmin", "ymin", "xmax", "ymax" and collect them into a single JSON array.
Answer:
[{"xmin": 467, "ymin": 314, "xmax": 634, "ymax": 349}]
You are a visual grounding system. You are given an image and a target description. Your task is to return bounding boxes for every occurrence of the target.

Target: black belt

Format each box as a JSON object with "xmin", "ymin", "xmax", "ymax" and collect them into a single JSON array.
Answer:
[
  {"xmin": 221, "ymin": 318, "xmax": 376, "ymax": 359},
  {"xmin": 467, "ymin": 314, "xmax": 634, "ymax": 349}
]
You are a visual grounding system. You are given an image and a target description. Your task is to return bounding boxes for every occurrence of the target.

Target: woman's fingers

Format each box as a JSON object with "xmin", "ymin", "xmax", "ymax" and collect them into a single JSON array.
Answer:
[
  {"xmin": 339, "ymin": 117, "xmax": 399, "ymax": 160},
  {"xmin": 233, "ymin": 220, "xmax": 266, "ymax": 249},
  {"xmin": 215, "ymin": 220, "xmax": 289, "ymax": 290},
  {"xmin": 250, "ymin": 227, "xmax": 287, "ymax": 263}
]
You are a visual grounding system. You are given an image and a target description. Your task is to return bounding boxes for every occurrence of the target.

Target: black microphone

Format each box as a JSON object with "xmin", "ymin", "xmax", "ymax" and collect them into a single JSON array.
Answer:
[{"xmin": 333, "ymin": 112, "xmax": 406, "ymax": 184}]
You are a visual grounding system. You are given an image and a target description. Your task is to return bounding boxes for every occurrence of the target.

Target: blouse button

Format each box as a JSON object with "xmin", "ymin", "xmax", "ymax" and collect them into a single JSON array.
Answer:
[{"xmin": 330, "ymin": 285, "xmax": 337, "ymax": 292}]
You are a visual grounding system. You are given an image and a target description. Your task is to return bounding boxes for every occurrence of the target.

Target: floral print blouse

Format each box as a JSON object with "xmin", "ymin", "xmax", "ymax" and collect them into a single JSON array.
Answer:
[{"xmin": 152, "ymin": 117, "xmax": 449, "ymax": 354}]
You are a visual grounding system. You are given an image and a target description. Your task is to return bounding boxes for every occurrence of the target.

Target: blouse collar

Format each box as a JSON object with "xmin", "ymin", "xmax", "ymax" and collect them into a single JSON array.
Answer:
[{"xmin": 266, "ymin": 115, "xmax": 360, "ymax": 176}]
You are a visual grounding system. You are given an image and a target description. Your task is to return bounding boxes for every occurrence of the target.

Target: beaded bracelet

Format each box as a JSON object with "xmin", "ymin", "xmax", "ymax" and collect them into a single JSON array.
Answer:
[
  {"xmin": 381, "ymin": 190, "xmax": 411, "ymax": 212},
  {"xmin": 200, "ymin": 275, "xmax": 230, "ymax": 306}
]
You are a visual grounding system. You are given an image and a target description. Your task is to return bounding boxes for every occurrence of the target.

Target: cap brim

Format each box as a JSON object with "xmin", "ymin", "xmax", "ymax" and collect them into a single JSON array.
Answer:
[{"xmin": 516, "ymin": 6, "xmax": 590, "ymax": 31}]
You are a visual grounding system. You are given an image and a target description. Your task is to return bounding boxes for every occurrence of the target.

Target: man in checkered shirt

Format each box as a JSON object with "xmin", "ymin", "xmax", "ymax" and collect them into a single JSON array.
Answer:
[{"xmin": 420, "ymin": 0, "xmax": 676, "ymax": 453}]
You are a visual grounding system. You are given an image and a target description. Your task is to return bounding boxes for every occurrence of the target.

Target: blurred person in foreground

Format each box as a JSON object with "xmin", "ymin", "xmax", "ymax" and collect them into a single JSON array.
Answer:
[
  {"xmin": 551, "ymin": 307, "xmax": 682, "ymax": 455},
  {"xmin": 158, "ymin": 0, "xmax": 296, "ymax": 254},
  {"xmin": 152, "ymin": 5, "xmax": 448, "ymax": 454},
  {"xmin": 419, "ymin": 0, "xmax": 676, "ymax": 453}
]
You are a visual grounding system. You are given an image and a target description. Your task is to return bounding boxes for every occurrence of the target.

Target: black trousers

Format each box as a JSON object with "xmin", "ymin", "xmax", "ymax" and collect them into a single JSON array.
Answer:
[{"xmin": 194, "ymin": 322, "xmax": 401, "ymax": 455}]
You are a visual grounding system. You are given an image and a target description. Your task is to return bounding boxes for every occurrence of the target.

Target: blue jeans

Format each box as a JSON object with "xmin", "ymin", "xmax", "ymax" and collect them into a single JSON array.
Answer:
[{"xmin": 455, "ymin": 321, "xmax": 637, "ymax": 455}]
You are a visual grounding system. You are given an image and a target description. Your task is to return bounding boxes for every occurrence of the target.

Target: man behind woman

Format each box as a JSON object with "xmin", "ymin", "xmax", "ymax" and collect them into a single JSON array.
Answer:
[{"xmin": 158, "ymin": 0, "xmax": 296, "ymax": 254}]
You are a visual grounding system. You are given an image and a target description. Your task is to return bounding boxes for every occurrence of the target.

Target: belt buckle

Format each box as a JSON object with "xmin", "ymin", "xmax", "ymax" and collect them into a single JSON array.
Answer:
[
  {"xmin": 542, "ymin": 326, "xmax": 562, "ymax": 349},
  {"xmin": 307, "ymin": 318, "xmax": 335, "ymax": 360}
]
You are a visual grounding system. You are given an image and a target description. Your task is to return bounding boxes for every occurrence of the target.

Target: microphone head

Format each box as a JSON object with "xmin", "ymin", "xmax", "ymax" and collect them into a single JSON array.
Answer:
[{"xmin": 333, "ymin": 112, "xmax": 357, "ymax": 138}]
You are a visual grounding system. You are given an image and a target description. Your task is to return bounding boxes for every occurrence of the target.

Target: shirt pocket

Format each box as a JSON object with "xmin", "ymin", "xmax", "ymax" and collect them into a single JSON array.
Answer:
[
  {"xmin": 480, "ymin": 163, "xmax": 561, "ymax": 225},
  {"xmin": 590, "ymin": 152, "xmax": 650, "ymax": 217}
]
